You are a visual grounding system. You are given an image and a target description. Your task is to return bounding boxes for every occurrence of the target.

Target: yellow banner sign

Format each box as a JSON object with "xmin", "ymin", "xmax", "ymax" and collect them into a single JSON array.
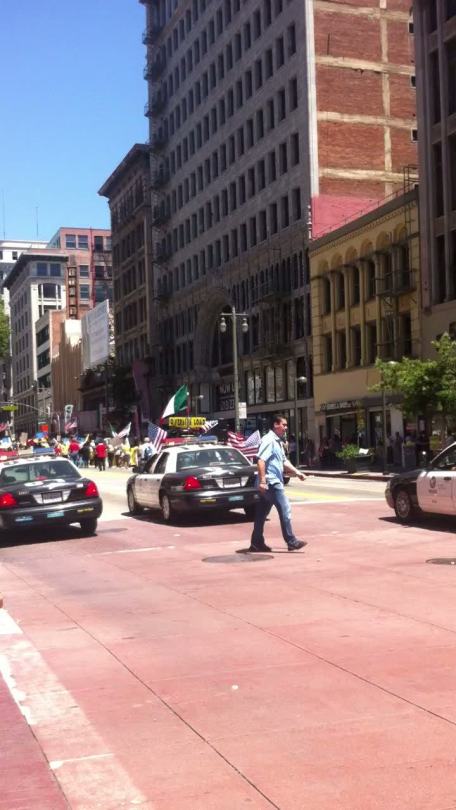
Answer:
[{"xmin": 169, "ymin": 416, "xmax": 206, "ymax": 428}]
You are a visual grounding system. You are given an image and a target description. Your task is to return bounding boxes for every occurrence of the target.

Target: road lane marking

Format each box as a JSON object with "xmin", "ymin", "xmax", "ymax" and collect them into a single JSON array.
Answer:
[
  {"xmin": 0, "ymin": 610, "xmax": 147, "ymax": 806},
  {"xmin": 50, "ymin": 753, "xmax": 114, "ymax": 770},
  {"xmin": 0, "ymin": 609, "xmax": 23, "ymax": 635},
  {"xmin": 289, "ymin": 497, "xmax": 384, "ymax": 505}
]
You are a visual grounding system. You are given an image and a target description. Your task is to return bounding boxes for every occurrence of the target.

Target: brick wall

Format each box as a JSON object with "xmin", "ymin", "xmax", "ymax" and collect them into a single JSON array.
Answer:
[{"xmin": 312, "ymin": 0, "xmax": 417, "ymax": 235}]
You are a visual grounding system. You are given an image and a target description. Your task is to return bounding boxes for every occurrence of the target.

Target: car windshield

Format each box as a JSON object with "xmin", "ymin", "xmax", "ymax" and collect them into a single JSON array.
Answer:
[
  {"xmin": 0, "ymin": 459, "xmax": 81, "ymax": 485},
  {"xmin": 176, "ymin": 448, "xmax": 249, "ymax": 471}
]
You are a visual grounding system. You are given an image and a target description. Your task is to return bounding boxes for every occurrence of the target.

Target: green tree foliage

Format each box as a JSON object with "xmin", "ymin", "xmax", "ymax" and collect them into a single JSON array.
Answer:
[
  {"xmin": 373, "ymin": 334, "xmax": 456, "ymax": 428},
  {"xmin": 0, "ymin": 299, "xmax": 10, "ymax": 358}
]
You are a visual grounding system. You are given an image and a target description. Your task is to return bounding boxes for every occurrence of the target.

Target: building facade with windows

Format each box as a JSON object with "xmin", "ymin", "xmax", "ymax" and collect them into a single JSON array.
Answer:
[
  {"xmin": 47, "ymin": 227, "xmax": 112, "ymax": 319},
  {"xmin": 98, "ymin": 144, "xmax": 156, "ymax": 416},
  {"xmin": 4, "ymin": 251, "xmax": 68, "ymax": 434},
  {"xmin": 0, "ymin": 240, "xmax": 47, "ymax": 406},
  {"xmin": 310, "ymin": 189, "xmax": 421, "ymax": 448},
  {"xmin": 414, "ymin": 0, "xmax": 456, "ymax": 350},
  {"xmin": 134, "ymin": 0, "xmax": 416, "ymax": 436}
]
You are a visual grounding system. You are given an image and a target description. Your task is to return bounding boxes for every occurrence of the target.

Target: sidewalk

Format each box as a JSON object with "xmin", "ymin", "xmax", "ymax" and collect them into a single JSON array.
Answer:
[
  {"xmin": 300, "ymin": 467, "xmax": 394, "ymax": 482},
  {"xmin": 0, "ymin": 669, "xmax": 68, "ymax": 809}
]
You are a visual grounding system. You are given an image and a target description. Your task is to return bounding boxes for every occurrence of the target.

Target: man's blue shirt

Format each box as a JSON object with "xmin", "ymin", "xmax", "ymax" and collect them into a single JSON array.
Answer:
[{"xmin": 257, "ymin": 430, "xmax": 286, "ymax": 488}]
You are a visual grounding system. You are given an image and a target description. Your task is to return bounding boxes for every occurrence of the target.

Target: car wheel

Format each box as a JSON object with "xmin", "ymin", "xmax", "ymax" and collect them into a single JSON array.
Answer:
[
  {"xmin": 80, "ymin": 518, "xmax": 98, "ymax": 536},
  {"xmin": 127, "ymin": 486, "xmax": 142, "ymax": 515},
  {"xmin": 244, "ymin": 505, "xmax": 256, "ymax": 521},
  {"xmin": 394, "ymin": 488, "xmax": 418, "ymax": 522},
  {"xmin": 160, "ymin": 492, "xmax": 175, "ymax": 523}
]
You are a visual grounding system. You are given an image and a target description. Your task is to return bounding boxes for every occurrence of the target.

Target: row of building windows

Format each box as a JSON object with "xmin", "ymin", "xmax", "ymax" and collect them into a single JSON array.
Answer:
[
  {"xmin": 116, "ymin": 333, "xmax": 149, "ymax": 365},
  {"xmin": 319, "ymin": 248, "xmax": 411, "ymax": 315},
  {"xmin": 60, "ymin": 234, "xmax": 110, "ymax": 251},
  {"xmin": 113, "ymin": 260, "xmax": 147, "ymax": 302},
  {"xmin": 163, "ymin": 78, "xmax": 298, "ymax": 212},
  {"xmin": 14, "ymin": 332, "xmax": 29, "ymax": 356},
  {"xmin": 114, "ymin": 297, "xmax": 148, "ymax": 335},
  {"xmin": 15, "ymin": 376, "xmax": 32, "ymax": 394},
  {"xmin": 110, "ymin": 180, "xmax": 145, "ymax": 230},
  {"xmin": 112, "ymin": 224, "xmax": 145, "ymax": 266},
  {"xmin": 161, "ymin": 21, "xmax": 296, "ymax": 139},
  {"xmin": 156, "ymin": 187, "xmax": 302, "ymax": 284},
  {"xmin": 428, "ymin": 1, "xmax": 456, "ymax": 33},
  {"xmin": 320, "ymin": 314, "xmax": 412, "ymax": 373},
  {"xmin": 159, "ymin": 250, "xmax": 308, "ymax": 316},
  {"xmin": 158, "ymin": 0, "xmax": 288, "ymax": 94}
]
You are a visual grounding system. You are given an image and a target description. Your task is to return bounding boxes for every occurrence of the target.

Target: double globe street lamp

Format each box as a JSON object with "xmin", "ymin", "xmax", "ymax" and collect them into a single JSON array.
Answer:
[{"xmin": 220, "ymin": 306, "xmax": 248, "ymax": 433}]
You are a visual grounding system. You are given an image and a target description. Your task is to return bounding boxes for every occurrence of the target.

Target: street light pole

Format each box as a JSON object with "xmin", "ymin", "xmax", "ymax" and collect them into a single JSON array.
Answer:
[
  {"xmin": 294, "ymin": 374, "xmax": 307, "ymax": 467},
  {"xmin": 382, "ymin": 385, "xmax": 388, "ymax": 475},
  {"xmin": 220, "ymin": 307, "xmax": 249, "ymax": 434},
  {"xmin": 381, "ymin": 360, "xmax": 398, "ymax": 475},
  {"xmin": 231, "ymin": 306, "xmax": 240, "ymax": 433}
]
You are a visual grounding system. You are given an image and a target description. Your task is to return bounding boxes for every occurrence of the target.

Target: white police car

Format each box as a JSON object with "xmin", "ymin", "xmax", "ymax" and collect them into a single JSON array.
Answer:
[{"xmin": 385, "ymin": 441, "xmax": 456, "ymax": 521}]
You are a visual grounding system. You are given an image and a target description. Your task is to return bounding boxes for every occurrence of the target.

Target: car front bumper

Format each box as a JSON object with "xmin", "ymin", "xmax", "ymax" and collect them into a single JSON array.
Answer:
[
  {"xmin": 169, "ymin": 488, "xmax": 260, "ymax": 513},
  {"xmin": 0, "ymin": 498, "xmax": 103, "ymax": 531}
]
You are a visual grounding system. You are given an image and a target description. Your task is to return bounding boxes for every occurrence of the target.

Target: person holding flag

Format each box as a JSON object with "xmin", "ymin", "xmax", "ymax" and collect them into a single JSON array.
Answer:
[{"xmin": 249, "ymin": 414, "xmax": 307, "ymax": 553}]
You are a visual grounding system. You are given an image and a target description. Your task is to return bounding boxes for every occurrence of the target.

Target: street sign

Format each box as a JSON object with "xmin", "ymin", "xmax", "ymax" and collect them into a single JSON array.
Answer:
[
  {"xmin": 0, "ymin": 405, "xmax": 18, "ymax": 412},
  {"xmin": 238, "ymin": 401, "xmax": 247, "ymax": 420},
  {"xmin": 169, "ymin": 416, "xmax": 206, "ymax": 428}
]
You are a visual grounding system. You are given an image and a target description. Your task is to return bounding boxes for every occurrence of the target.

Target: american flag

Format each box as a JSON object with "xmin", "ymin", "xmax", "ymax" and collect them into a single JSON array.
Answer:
[
  {"xmin": 65, "ymin": 419, "xmax": 78, "ymax": 432},
  {"xmin": 201, "ymin": 419, "xmax": 218, "ymax": 434},
  {"xmin": 148, "ymin": 422, "xmax": 167, "ymax": 453},
  {"xmin": 227, "ymin": 429, "xmax": 261, "ymax": 460}
]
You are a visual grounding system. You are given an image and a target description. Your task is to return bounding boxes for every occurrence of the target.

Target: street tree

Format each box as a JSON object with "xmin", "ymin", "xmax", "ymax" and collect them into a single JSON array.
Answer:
[
  {"xmin": 373, "ymin": 333, "xmax": 456, "ymax": 432},
  {"xmin": 0, "ymin": 299, "xmax": 10, "ymax": 358}
]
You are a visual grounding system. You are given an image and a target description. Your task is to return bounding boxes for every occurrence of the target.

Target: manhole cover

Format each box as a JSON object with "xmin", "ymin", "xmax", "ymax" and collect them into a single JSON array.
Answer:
[
  {"xmin": 426, "ymin": 558, "xmax": 456, "ymax": 565},
  {"xmin": 203, "ymin": 554, "xmax": 273, "ymax": 564}
]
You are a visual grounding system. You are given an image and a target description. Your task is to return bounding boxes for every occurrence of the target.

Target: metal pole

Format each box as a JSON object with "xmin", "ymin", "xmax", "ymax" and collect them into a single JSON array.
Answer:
[
  {"xmin": 232, "ymin": 305, "xmax": 240, "ymax": 433},
  {"xmin": 382, "ymin": 385, "xmax": 387, "ymax": 475},
  {"xmin": 294, "ymin": 378, "xmax": 299, "ymax": 466}
]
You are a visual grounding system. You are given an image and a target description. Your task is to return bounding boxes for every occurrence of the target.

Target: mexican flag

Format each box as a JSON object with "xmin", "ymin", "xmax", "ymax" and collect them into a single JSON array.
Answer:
[{"xmin": 161, "ymin": 385, "xmax": 189, "ymax": 419}]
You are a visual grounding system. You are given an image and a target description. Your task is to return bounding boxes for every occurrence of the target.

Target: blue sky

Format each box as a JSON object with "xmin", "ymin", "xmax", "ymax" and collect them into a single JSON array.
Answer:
[{"xmin": 0, "ymin": 0, "xmax": 147, "ymax": 241}]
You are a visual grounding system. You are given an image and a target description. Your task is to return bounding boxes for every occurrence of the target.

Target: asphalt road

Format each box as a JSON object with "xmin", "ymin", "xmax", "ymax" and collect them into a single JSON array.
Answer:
[
  {"xmin": 90, "ymin": 467, "xmax": 387, "ymax": 523},
  {"xmin": 4, "ymin": 471, "xmax": 456, "ymax": 809}
]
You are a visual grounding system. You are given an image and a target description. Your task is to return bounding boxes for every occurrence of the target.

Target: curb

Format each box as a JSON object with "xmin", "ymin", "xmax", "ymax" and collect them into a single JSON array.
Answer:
[{"xmin": 300, "ymin": 469, "xmax": 393, "ymax": 482}]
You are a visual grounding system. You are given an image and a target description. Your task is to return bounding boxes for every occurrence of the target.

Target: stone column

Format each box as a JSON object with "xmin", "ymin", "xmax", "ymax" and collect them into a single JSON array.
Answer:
[
  {"xmin": 329, "ymin": 273, "xmax": 336, "ymax": 371},
  {"xmin": 358, "ymin": 260, "xmax": 367, "ymax": 365},
  {"xmin": 374, "ymin": 253, "xmax": 383, "ymax": 360}
]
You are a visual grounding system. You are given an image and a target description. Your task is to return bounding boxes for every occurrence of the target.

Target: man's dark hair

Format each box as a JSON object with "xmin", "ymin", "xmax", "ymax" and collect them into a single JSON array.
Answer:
[{"xmin": 272, "ymin": 413, "xmax": 287, "ymax": 426}]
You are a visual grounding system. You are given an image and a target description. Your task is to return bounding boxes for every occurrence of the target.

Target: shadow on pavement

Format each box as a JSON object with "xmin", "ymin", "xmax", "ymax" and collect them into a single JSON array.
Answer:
[
  {"xmin": 121, "ymin": 510, "xmax": 250, "ymax": 527},
  {"xmin": 0, "ymin": 525, "xmax": 128, "ymax": 549},
  {"xmin": 379, "ymin": 515, "xmax": 456, "ymax": 534}
]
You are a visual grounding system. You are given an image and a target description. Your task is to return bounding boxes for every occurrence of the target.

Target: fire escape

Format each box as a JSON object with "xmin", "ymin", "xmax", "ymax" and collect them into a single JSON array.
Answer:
[
  {"xmin": 143, "ymin": 1, "xmax": 171, "ymax": 383},
  {"xmin": 376, "ymin": 165, "xmax": 419, "ymax": 360}
]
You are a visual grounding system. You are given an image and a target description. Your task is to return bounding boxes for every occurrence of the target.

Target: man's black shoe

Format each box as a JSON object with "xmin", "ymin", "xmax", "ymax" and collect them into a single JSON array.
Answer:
[
  {"xmin": 248, "ymin": 542, "xmax": 272, "ymax": 553},
  {"xmin": 287, "ymin": 539, "xmax": 307, "ymax": 551}
]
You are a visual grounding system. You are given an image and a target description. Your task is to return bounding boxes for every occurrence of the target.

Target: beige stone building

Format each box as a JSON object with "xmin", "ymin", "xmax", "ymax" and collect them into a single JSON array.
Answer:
[{"xmin": 310, "ymin": 188, "xmax": 421, "ymax": 447}]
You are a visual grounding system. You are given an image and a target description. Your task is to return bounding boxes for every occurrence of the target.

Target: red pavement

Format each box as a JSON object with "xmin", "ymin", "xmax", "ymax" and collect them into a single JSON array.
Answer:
[
  {"xmin": 1, "ymin": 501, "xmax": 456, "ymax": 808},
  {"xmin": 0, "ymin": 675, "xmax": 68, "ymax": 809}
]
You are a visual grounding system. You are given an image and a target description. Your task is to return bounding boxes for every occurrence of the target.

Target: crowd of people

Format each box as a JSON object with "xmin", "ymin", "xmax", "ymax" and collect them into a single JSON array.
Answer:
[{"xmin": 19, "ymin": 435, "xmax": 156, "ymax": 471}]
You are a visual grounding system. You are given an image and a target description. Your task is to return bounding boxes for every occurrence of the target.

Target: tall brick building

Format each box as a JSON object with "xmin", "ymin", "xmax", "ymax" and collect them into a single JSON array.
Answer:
[{"xmin": 130, "ymin": 0, "xmax": 417, "ymax": 436}]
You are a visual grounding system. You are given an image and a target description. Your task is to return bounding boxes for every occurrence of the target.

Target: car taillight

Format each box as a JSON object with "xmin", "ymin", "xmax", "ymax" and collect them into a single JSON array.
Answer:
[
  {"xmin": 183, "ymin": 476, "xmax": 202, "ymax": 491},
  {"xmin": 84, "ymin": 482, "xmax": 99, "ymax": 498},
  {"xmin": 0, "ymin": 492, "xmax": 18, "ymax": 509}
]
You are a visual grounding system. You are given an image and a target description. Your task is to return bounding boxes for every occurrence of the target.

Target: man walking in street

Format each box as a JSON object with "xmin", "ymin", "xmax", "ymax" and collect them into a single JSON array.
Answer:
[{"xmin": 249, "ymin": 414, "xmax": 307, "ymax": 552}]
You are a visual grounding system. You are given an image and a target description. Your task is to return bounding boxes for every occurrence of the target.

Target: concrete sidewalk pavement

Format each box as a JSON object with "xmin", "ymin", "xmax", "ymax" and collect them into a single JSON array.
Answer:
[{"xmin": 2, "ymin": 501, "xmax": 456, "ymax": 808}]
